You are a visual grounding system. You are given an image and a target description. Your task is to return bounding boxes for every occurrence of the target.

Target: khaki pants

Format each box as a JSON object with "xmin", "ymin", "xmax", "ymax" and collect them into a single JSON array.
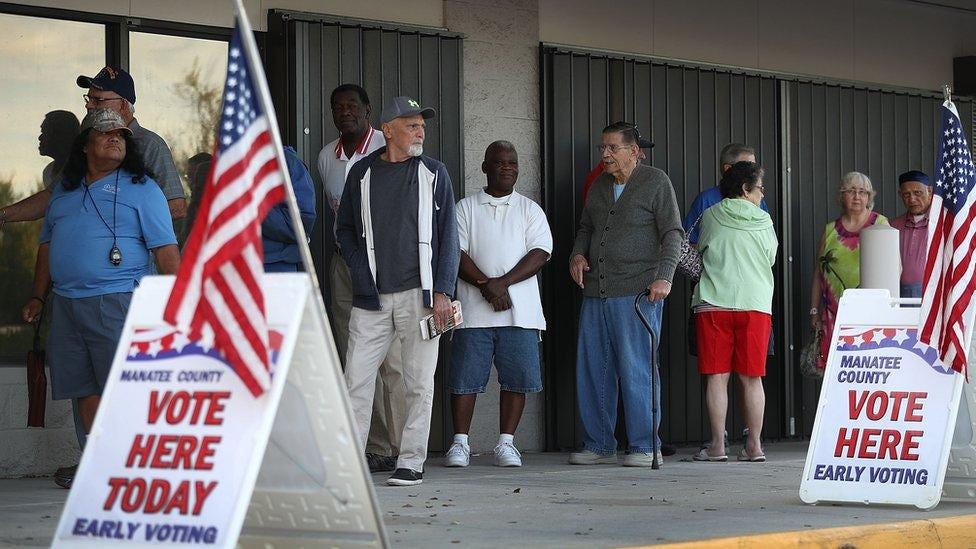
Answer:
[
  {"xmin": 345, "ymin": 288, "xmax": 439, "ymax": 472},
  {"xmin": 330, "ymin": 251, "xmax": 405, "ymax": 456}
]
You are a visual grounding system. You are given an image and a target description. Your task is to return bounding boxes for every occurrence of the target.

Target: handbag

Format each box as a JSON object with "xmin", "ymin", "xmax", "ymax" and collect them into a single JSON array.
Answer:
[
  {"xmin": 26, "ymin": 306, "xmax": 47, "ymax": 427},
  {"xmin": 798, "ymin": 328, "xmax": 824, "ymax": 379},
  {"xmin": 676, "ymin": 213, "xmax": 704, "ymax": 280},
  {"xmin": 798, "ymin": 249, "xmax": 850, "ymax": 379}
]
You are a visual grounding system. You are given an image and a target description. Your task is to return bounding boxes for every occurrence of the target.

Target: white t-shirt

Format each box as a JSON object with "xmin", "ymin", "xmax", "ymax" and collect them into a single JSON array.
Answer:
[
  {"xmin": 455, "ymin": 190, "xmax": 553, "ymax": 330},
  {"xmin": 316, "ymin": 127, "xmax": 385, "ymax": 234}
]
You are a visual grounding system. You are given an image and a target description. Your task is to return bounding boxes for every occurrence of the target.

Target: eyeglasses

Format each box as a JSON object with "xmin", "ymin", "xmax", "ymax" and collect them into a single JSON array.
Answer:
[
  {"xmin": 755, "ymin": 185, "xmax": 766, "ymax": 193},
  {"xmin": 83, "ymin": 94, "xmax": 124, "ymax": 105},
  {"xmin": 841, "ymin": 189, "xmax": 871, "ymax": 197},
  {"xmin": 596, "ymin": 143, "xmax": 636, "ymax": 154},
  {"xmin": 900, "ymin": 190, "xmax": 928, "ymax": 199}
]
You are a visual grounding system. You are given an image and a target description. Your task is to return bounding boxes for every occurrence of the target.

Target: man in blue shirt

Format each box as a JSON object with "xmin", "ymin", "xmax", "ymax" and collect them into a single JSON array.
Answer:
[
  {"xmin": 21, "ymin": 110, "xmax": 179, "ymax": 488},
  {"xmin": 682, "ymin": 143, "xmax": 765, "ymax": 244},
  {"xmin": 262, "ymin": 146, "xmax": 317, "ymax": 272}
]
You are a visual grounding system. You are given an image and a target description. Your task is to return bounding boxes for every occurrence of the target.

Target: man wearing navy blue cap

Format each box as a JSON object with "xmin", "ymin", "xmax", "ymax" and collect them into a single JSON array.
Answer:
[
  {"xmin": 0, "ymin": 66, "xmax": 187, "ymax": 224},
  {"xmin": 891, "ymin": 170, "xmax": 933, "ymax": 298}
]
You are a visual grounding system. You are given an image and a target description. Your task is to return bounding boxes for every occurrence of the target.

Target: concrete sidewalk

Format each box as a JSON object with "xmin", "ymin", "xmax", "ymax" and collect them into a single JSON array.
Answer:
[{"xmin": 2, "ymin": 441, "xmax": 975, "ymax": 547}]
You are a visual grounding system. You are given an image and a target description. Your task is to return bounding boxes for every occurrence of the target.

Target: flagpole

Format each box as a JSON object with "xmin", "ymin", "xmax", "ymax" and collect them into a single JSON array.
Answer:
[
  {"xmin": 226, "ymin": 5, "xmax": 391, "ymax": 544},
  {"xmin": 230, "ymin": 0, "xmax": 328, "ymax": 321},
  {"xmin": 941, "ymin": 83, "xmax": 972, "ymax": 372}
]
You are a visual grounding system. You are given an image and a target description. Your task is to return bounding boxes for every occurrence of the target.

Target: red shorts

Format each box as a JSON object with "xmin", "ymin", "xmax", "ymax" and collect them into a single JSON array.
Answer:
[{"xmin": 695, "ymin": 310, "xmax": 772, "ymax": 376}]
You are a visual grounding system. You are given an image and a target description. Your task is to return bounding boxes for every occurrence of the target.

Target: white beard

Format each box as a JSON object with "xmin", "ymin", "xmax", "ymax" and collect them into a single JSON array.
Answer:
[{"xmin": 408, "ymin": 144, "xmax": 424, "ymax": 157}]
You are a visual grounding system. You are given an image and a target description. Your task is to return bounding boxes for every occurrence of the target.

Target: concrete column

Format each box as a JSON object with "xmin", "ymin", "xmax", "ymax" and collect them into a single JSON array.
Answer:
[
  {"xmin": 443, "ymin": 0, "xmax": 545, "ymax": 453},
  {"xmin": 0, "ymin": 368, "xmax": 79, "ymax": 478}
]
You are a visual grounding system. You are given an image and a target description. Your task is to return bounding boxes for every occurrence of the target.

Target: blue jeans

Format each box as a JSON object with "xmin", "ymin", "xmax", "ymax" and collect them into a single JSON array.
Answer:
[
  {"xmin": 448, "ymin": 327, "xmax": 542, "ymax": 394},
  {"xmin": 576, "ymin": 295, "xmax": 663, "ymax": 455}
]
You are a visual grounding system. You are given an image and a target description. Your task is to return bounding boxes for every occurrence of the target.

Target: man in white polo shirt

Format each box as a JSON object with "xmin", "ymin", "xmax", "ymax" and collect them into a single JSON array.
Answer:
[
  {"xmin": 445, "ymin": 141, "xmax": 552, "ymax": 468},
  {"xmin": 317, "ymin": 83, "xmax": 404, "ymax": 473}
]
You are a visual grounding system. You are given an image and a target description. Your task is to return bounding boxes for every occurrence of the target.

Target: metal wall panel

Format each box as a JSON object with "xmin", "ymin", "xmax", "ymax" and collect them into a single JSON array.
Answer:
[
  {"xmin": 266, "ymin": 10, "xmax": 463, "ymax": 451},
  {"xmin": 541, "ymin": 47, "xmax": 783, "ymax": 448},
  {"xmin": 786, "ymin": 81, "xmax": 973, "ymax": 435}
]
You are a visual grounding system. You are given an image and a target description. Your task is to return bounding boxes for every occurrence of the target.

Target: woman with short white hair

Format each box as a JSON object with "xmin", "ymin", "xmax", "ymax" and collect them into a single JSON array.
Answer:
[{"xmin": 809, "ymin": 171, "xmax": 889, "ymax": 371}]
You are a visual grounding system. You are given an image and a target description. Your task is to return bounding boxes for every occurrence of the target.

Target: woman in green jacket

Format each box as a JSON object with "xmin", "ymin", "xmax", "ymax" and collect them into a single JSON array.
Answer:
[{"xmin": 692, "ymin": 161, "xmax": 777, "ymax": 463}]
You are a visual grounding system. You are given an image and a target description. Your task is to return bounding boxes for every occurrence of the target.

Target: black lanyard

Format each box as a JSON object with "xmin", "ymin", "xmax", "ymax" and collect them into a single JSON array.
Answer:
[{"xmin": 83, "ymin": 170, "xmax": 122, "ymax": 266}]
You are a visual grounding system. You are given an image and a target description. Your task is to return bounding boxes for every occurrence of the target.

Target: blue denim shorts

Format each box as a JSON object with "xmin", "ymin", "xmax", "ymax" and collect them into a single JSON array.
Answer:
[
  {"xmin": 448, "ymin": 327, "xmax": 543, "ymax": 394},
  {"xmin": 47, "ymin": 292, "xmax": 132, "ymax": 400}
]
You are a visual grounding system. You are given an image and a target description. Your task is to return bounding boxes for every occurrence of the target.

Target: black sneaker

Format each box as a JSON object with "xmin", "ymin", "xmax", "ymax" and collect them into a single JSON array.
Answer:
[
  {"xmin": 366, "ymin": 453, "xmax": 398, "ymax": 473},
  {"xmin": 387, "ymin": 468, "xmax": 423, "ymax": 486},
  {"xmin": 660, "ymin": 443, "xmax": 677, "ymax": 457},
  {"xmin": 54, "ymin": 464, "xmax": 77, "ymax": 489}
]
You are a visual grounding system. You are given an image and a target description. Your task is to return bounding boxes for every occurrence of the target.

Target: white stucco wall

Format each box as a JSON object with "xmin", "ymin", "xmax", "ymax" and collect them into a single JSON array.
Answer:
[
  {"xmin": 11, "ymin": 0, "xmax": 976, "ymax": 90},
  {"xmin": 539, "ymin": 0, "xmax": 976, "ymax": 92},
  {"xmin": 0, "ymin": 368, "xmax": 79, "ymax": 478}
]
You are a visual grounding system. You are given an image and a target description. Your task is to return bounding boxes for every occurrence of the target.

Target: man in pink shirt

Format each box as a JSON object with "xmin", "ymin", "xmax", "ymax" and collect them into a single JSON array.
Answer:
[{"xmin": 890, "ymin": 170, "xmax": 932, "ymax": 298}]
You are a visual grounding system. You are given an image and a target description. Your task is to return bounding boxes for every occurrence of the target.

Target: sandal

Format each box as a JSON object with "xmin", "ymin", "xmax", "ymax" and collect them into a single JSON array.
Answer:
[
  {"xmin": 693, "ymin": 448, "xmax": 728, "ymax": 462},
  {"xmin": 737, "ymin": 448, "xmax": 766, "ymax": 462}
]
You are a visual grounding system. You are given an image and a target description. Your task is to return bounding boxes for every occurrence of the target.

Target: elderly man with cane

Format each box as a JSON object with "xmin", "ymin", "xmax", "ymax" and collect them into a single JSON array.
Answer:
[{"xmin": 568, "ymin": 122, "xmax": 683, "ymax": 467}]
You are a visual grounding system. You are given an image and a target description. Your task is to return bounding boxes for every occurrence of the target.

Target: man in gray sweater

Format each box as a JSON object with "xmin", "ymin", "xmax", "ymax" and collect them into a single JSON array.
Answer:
[{"xmin": 568, "ymin": 122, "xmax": 683, "ymax": 467}]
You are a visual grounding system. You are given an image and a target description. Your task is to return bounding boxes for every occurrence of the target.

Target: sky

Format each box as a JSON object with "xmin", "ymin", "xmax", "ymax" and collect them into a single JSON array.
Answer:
[{"xmin": 0, "ymin": 13, "xmax": 226, "ymax": 199}]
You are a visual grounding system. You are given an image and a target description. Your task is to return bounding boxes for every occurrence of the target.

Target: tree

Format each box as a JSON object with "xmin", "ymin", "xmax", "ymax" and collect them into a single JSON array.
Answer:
[
  {"xmin": 167, "ymin": 58, "xmax": 222, "ymax": 244},
  {"xmin": 171, "ymin": 57, "xmax": 222, "ymax": 166},
  {"xmin": 0, "ymin": 176, "xmax": 43, "ymax": 354}
]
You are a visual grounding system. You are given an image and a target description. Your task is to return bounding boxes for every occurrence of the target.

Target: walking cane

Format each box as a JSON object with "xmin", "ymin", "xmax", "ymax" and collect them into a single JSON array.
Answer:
[{"xmin": 634, "ymin": 289, "xmax": 660, "ymax": 469}]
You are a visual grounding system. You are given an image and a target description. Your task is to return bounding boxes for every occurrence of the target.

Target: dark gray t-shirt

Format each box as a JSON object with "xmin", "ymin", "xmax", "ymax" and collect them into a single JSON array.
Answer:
[{"xmin": 370, "ymin": 157, "xmax": 421, "ymax": 294}]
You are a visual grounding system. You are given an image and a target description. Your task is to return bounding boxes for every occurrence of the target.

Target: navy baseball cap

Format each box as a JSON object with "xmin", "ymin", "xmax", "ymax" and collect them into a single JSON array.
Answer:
[
  {"xmin": 380, "ymin": 96, "xmax": 435, "ymax": 124},
  {"xmin": 898, "ymin": 170, "xmax": 930, "ymax": 186},
  {"xmin": 77, "ymin": 66, "xmax": 136, "ymax": 104}
]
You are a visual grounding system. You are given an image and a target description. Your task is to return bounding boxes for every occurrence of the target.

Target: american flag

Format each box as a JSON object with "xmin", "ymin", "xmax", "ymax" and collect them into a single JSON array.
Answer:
[
  {"xmin": 919, "ymin": 101, "xmax": 976, "ymax": 376},
  {"xmin": 163, "ymin": 23, "xmax": 286, "ymax": 396}
]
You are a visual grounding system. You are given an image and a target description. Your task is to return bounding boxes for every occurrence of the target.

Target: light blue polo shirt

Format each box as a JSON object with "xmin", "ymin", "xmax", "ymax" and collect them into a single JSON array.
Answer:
[{"xmin": 41, "ymin": 170, "xmax": 177, "ymax": 298}]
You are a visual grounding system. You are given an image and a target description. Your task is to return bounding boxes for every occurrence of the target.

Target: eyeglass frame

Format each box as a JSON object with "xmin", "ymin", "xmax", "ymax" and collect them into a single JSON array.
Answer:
[
  {"xmin": 596, "ymin": 143, "xmax": 638, "ymax": 154},
  {"xmin": 83, "ymin": 94, "xmax": 125, "ymax": 106}
]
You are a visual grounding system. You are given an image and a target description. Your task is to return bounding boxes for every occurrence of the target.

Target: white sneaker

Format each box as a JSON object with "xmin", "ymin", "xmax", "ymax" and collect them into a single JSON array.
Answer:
[
  {"xmin": 622, "ymin": 451, "xmax": 664, "ymax": 467},
  {"xmin": 444, "ymin": 442, "xmax": 470, "ymax": 467},
  {"xmin": 493, "ymin": 442, "xmax": 523, "ymax": 467},
  {"xmin": 568, "ymin": 450, "xmax": 617, "ymax": 465}
]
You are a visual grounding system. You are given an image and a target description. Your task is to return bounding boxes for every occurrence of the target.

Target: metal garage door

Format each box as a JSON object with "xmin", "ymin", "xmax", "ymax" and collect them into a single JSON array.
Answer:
[
  {"xmin": 541, "ymin": 45, "xmax": 783, "ymax": 448},
  {"xmin": 265, "ymin": 10, "xmax": 464, "ymax": 451},
  {"xmin": 541, "ymin": 44, "xmax": 974, "ymax": 450},
  {"xmin": 785, "ymin": 82, "xmax": 973, "ymax": 435}
]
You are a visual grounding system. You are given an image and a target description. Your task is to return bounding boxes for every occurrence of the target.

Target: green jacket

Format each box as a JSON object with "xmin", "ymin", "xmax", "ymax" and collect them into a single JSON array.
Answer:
[{"xmin": 692, "ymin": 198, "xmax": 778, "ymax": 314}]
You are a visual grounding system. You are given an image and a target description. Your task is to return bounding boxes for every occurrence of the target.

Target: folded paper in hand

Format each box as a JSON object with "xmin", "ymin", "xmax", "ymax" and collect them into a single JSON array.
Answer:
[{"xmin": 420, "ymin": 300, "xmax": 463, "ymax": 340}]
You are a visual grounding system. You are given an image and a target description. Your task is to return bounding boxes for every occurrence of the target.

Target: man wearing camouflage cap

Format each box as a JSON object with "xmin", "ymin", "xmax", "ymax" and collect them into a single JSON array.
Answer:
[
  {"xmin": 337, "ymin": 96, "xmax": 460, "ymax": 486},
  {"xmin": 21, "ymin": 109, "xmax": 179, "ymax": 486}
]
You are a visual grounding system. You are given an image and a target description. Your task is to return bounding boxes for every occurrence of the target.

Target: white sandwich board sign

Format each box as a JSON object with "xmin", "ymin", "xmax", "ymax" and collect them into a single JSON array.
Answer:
[
  {"xmin": 800, "ymin": 289, "xmax": 965, "ymax": 509},
  {"xmin": 52, "ymin": 275, "xmax": 387, "ymax": 547},
  {"xmin": 943, "ymin": 343, "xmax": 976, "ymax": 500}
]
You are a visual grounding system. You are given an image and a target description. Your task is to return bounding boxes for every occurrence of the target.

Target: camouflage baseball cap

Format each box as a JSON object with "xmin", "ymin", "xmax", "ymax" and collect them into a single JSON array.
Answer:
[{"xmin": 80, "ymin": 108, "xmax": 132, "ymax": 135}]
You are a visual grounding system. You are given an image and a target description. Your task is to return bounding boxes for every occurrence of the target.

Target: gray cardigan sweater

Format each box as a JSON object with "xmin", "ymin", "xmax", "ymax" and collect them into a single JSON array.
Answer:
[{"xmin": 571, "ymin": 164, "xmax": 684, "ymax": 298}]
